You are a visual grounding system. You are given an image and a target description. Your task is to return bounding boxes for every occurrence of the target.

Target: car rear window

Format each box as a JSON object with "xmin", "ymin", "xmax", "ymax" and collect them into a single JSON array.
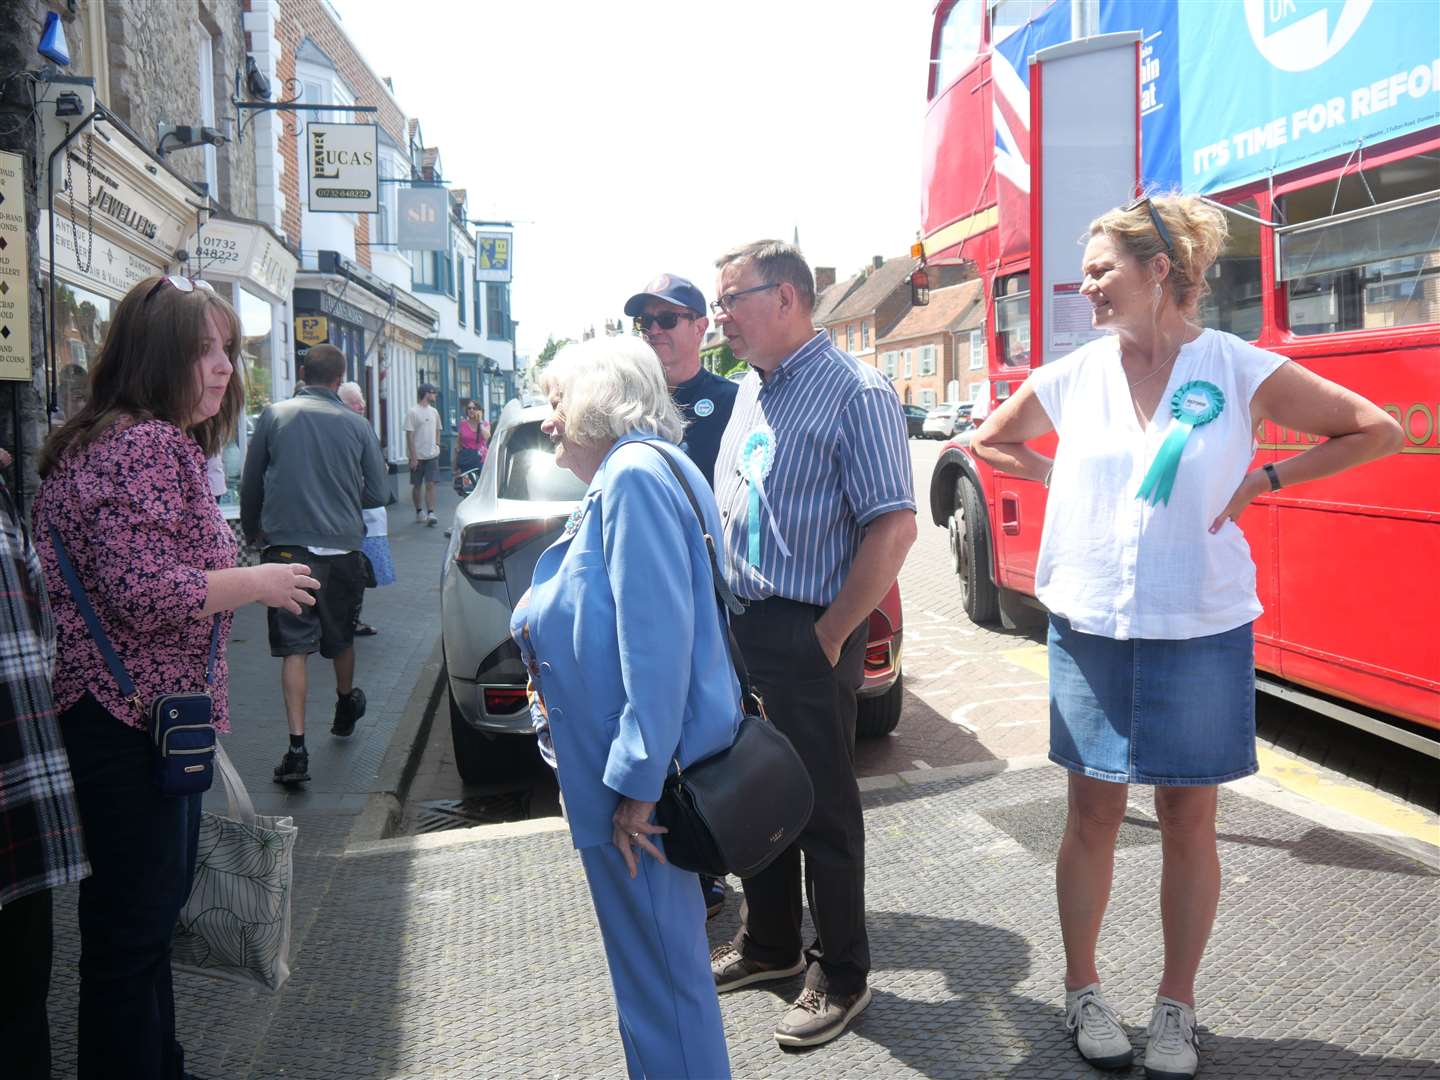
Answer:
[{"xmin": 497, "ymin": 421, "xmax": 589, "ymax": 502}]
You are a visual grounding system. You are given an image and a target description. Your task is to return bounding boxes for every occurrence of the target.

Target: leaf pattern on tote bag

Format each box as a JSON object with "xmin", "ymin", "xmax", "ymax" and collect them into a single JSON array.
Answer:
[{"xmin": 173, "ymin": 810, "xmax": 298, "ymax": 991}]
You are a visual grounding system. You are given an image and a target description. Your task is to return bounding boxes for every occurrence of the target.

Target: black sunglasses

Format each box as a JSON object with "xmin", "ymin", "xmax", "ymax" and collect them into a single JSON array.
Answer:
[
  {"xmin": 144, "ymin": 275, "xmax": 216, "ymax": 305},
  {"xmin": 1125, "ymin": 197, "xmax": 1175, "ymax": 258},
  {"xmin": 633, "ymin": 311, "xmax": 697, "ymax": 332}
]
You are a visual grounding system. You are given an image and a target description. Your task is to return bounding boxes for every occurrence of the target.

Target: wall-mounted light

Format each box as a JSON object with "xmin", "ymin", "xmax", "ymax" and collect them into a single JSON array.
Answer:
[
  {"xmin": 54, "ymin": 91, "xmax": 84, "ymax": 117},
  {"xmin": 157, "ymin": 125, "xmax": 228, "ymax": 158}
]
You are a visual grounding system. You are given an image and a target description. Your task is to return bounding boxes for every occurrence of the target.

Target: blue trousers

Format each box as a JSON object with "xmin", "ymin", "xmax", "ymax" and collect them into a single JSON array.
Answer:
[
  {"xmin": 578, "ymin": 843, "xmax": 732, "ymax": 1079},
  {"xmin": 60, "ymin": 693, "xmax": 203, "ymax": 1080}
]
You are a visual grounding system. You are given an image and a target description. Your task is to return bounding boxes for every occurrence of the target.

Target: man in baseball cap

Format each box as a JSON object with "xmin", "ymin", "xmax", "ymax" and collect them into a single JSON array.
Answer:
[{"xmin": 624, "ymin": 273, "xmax": 738, "ymax": 488}]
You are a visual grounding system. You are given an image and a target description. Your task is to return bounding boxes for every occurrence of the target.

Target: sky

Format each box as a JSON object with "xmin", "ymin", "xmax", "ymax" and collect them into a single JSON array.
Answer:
[{"xmin": 329, "ymin": 0, "xmax": 935, "ymax": 360}]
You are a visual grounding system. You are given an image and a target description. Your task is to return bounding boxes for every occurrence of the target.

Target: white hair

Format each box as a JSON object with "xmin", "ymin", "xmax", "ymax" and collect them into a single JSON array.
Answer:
[
  {"xmin": 337, "ymin": 381, "xmax": 364, "ymax": 407},
  {"xmin": 540, "ymin": 337, "xmax": 684, "ymax": 447}
]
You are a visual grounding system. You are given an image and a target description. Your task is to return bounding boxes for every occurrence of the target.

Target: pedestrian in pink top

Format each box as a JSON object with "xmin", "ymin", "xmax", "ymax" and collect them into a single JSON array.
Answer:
[{"xmin": 33, "ymin": 274, "xmax": 319, "ymax": 1080}]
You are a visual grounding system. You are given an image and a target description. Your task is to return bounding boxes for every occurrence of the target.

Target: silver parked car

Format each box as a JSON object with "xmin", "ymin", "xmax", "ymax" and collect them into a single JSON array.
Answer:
[{"xmin": 440, "ymin": 401, "xmax": 587, "ymax": 784}]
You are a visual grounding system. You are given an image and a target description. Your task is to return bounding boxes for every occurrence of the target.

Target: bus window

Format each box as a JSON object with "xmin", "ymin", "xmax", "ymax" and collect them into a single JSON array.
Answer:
[
  {"xmin": 994, "ymin": 273, "xmax": 1031, "ymax": 367},
  {"xmin": 1278, "ymin": 156, "xmax": 1440, "ymax": 336},
  {"xmin": 932, "ymin": 1, "xmax": 983, "ymax": 98},
  {"xmin": 1199, "ymin": 198, "xmax": 1263, "ymax": 341},
  {"xmin": 990, "ymin": 0, "xmax": 1054, "ymax": 45}
]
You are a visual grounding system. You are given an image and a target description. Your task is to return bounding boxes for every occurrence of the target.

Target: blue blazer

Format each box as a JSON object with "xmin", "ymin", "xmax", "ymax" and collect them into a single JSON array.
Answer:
[{"xmin": 511, "ymin": 432, "xmax": 742, "ymax": 849}]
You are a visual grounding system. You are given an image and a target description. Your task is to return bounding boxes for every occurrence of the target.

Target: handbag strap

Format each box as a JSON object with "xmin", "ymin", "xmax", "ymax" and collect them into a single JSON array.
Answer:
[
  {"xmin": 633, "ymin": 441, "xmax": 759, "ymax": 705},
  {"xmin": 49, "ymin": 527, "xmax": 221, "ymax": 712}
]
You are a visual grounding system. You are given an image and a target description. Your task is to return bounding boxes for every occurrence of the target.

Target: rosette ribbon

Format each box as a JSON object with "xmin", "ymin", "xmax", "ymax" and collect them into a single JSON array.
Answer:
[
  {"xmin": 1136, "ymin": 380, "xmax": 1225, "ymax": 507},
  {"xmin": 739, "ymin": 428, "xmax": 791, "ymax": 567}
]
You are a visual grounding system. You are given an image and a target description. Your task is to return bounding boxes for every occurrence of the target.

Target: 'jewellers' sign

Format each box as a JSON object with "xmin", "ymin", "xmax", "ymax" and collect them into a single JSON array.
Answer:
[{"xmin": 307, "ymin": 123, "xmax": 378, "ymax": 214}]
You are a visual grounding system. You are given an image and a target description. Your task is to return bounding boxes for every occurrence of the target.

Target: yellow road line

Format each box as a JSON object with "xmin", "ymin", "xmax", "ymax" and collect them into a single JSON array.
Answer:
[
  {"xmin": 1255, "ymin": 744, "xmax": 1440, "ymax": 847},
  {"xmin": 998, "ymin": 644, "xmax": 1437, "ymax": 846},
  {"xmin": 1001, "ymin": 645, "xmax": 1049, "ymax": 678}
]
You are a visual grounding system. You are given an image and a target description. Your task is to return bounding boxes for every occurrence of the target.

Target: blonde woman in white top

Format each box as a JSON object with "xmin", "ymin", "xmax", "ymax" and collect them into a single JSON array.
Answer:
[{"xmin": 972, "ymin": 195, "xmax": 1400, "ymax": 1080}]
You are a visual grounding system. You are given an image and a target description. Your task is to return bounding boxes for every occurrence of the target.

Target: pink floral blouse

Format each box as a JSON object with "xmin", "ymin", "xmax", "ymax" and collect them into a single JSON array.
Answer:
[{"xmin": 34, "ymin": 420, "xmax": 237, "ymax": 732}]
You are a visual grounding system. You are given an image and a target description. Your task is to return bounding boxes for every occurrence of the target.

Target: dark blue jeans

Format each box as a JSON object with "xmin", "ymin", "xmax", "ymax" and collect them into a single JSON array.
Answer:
[{"xmin": 60, "ymin": 693, "xmax": 203, "ymax": 1080}]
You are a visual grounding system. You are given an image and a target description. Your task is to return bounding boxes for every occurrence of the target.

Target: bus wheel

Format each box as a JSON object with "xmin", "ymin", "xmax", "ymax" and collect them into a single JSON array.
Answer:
[{"xmin": 951, "ymin": 477, "xmax": 1000, "ymax": 625}]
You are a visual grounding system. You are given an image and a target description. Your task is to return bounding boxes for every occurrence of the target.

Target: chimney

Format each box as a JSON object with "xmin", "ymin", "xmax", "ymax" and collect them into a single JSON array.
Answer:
[
  {"xmin": 814, "ymin": 267, "xmax": 836, "ymax": 294},
  {"xmin": 872, "ymin": 255, "xmax": 884, "ymax": 270}
]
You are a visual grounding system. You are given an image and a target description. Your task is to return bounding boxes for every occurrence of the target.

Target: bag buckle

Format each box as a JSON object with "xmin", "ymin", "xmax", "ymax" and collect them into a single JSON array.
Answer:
[{"xmin": 127, "ymin": 692, "xmax": 147, "ymax": 720}]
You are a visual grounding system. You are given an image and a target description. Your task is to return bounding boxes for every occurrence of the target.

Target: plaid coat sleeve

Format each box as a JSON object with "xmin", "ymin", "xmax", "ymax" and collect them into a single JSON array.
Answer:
[{"xmin": 0, "ymin": 477, "xmax": 89, "ymax": 906}]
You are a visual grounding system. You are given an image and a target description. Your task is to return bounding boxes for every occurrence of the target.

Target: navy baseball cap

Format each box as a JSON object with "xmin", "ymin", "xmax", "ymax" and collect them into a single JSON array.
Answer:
[{"xmin": 623, "ymin": 273, "xmax": 706, "ymax": 317}]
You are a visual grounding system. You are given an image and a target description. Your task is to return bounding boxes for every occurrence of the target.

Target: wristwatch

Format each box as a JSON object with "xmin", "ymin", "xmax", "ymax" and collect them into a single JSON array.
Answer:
[{"xmin": 1263, "ymin": 462, "xmax": 1282, "ymax": 491}]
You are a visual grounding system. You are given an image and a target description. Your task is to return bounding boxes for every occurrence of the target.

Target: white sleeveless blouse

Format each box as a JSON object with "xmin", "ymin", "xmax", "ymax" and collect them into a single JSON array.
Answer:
[{"xmin": 1028, "ymin": 329, "xmax": 1287, "ymax": 640}]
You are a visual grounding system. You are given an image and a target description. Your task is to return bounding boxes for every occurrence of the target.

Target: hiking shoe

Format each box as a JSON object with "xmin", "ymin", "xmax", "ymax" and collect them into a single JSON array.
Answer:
[
  {"xmin": 711, "ymin": 943, "xmax": 805, "ymax": 993},
  {"xmin": 426, "ymin": 512, "xmax": 438, "ymax": 527},
  {"xmin": 272, "ymin": 749, "xmax": 309, "ymax": 785},
  {"xmin": 1065, "ymin": 983, "xmax": 1134, "ymax": 1070},
  {"xmin": 1145, "ymin": 996, "xmax": 1199, "ymax": 1079},
  {"xmin": 774, "ymin": 985, "xmax": 873, "ymax": 1048},
  {"xmin": 701, "ymin": 874, "xmax": 727, "ymax": 920},
  {"xmin": 332, "ymin": 687, "xmax": 367, "ymax": 736}
]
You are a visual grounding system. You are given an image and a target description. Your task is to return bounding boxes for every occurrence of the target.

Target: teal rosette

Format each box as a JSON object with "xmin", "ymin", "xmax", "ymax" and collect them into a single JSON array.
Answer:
[
  {"xmin": 1136, "ymin": 380, "xmax": 1226, "ymax": 506},
  {"xmin": 739, "ymin": 428, "xmax": 790, "ymax": 566}
]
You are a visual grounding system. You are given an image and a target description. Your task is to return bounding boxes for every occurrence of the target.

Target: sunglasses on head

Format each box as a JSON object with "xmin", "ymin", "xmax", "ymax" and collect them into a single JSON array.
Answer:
[
  {"xmin": 633, "ymin": 311, "xmax": 697, "ymax": 332},
  {"xmin": 144, "ymin": 275, "xmax": 216, "ymax": 304},
  {"xmin": 1124, "ymin": 197, "xmax": 1175, "ymax": 258}
]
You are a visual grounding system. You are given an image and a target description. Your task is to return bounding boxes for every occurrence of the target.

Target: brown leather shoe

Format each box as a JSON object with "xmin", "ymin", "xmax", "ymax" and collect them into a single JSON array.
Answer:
[
  {"xmin": 710, "ymin": 943, "xmax": 805, "ymax": 993},
  {"xmin": 773, "ymin": 986, "xmax": 873, "ymax": 1048}
]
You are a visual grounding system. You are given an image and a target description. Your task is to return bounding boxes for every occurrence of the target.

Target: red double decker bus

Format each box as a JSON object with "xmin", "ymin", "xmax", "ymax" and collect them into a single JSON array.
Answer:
[{"xmin": 919, "ymin": 0, "xmax": 1439, "ymax": 750}]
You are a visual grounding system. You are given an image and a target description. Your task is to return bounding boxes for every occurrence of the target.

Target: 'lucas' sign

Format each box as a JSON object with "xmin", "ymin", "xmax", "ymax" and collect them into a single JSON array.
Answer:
[{"xmin": 307, "ymin": 123, "xmax": 378, "ymax": 214}]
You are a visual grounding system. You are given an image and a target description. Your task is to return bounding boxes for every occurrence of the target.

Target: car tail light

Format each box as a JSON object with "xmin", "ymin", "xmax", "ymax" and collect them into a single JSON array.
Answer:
[
  {"xmin": 456, "ymin": 517, "xmax": 563, "ymax": 580},
  {"xmin": 476, "ymin": 640, "xmax": 529, "ymax": 716},
  {"xmin": 483, "ymin": 686, "xmax": 529, "ymax": 714},
  {"xmin": 864, "ymin": 642, "xmax": 893, "ymax": 677},
  {"xmin": 865, "ymin": 607, "xmax": 898, "ymax": 677}
]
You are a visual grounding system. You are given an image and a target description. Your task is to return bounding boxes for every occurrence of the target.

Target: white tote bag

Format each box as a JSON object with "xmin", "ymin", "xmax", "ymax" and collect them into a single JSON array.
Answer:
[{"xmin": 173, "ymin": 742, "xmax": 298, "ymax": 991}]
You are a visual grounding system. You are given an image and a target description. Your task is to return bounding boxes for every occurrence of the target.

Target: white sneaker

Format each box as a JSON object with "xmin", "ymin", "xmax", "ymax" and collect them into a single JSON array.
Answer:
[
  {"xmin": 1065, "ymin": 983, "xmax": 1134, "ymax": 1070},
  {"xmin": 1144, "ymin": 995, "xmax": 1200, "ymax": 1079}
]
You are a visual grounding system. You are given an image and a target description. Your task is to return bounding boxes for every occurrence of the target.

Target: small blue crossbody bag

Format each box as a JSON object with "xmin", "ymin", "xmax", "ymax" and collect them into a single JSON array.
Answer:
[{"xmin": 50, "ymin": 527, "xmax": 221, "ymax": 797}]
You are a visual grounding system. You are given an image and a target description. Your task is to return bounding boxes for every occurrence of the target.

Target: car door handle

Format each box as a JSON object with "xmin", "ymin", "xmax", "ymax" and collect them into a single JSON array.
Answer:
[{"xmin": 1000, "ymin": 494, "xmax": 1020, "ymax": 535}]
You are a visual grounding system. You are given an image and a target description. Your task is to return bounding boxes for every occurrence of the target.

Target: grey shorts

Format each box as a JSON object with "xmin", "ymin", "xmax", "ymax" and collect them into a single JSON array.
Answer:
[
  {"xmin": 413, "ymin": 456, "xmax": 439, "ymax": 483},
  {"xmin": 264, "ymin": 547, "xmax": 368, "ymax": 659}
]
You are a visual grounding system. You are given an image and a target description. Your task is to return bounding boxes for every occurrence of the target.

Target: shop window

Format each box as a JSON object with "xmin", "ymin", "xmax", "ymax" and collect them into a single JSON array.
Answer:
[
  {"xmin": 1198, "ymin": 198, "xmax": 1263, "ymax": 341},
  {"xmin": 995, "ymin": 273, "xmax": 1031, "ymax": 367},
  {"xmin": 50, "ymin": 280, "xmax": 113, "ymax": 423},
  {"xmin": 458, "ymin": 267, "xmax": 467, "ymax": 326},
  {"xmin": 921, "ymin": 388, "xmax": 937, "ymax": 407},
  {"xmin": 1278, "ymin": 156, "xmax": 1440, "ymax": 337}
]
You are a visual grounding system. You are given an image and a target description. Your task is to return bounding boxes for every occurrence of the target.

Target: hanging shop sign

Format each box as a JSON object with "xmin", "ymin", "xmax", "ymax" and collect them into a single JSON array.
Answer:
[
  {"xmin": 0, "ymin": 151, "xmax": 31, "ymax": 381},
  {"xmin": 397, "ymin": 186, "xmax": 450, "ymax": 251},
  {"xmin": 475, "ymin": 232, "xmax": 512, "ymax": 283},
  {"xmin": 296, "ymin": 315, "xmax": 329, "ymax": 345},
  {"xmin": 192, "ymin": 217, "xmax": 298, "ymax": 302},
  {"xmin": 307, "ymin": 123, "xmax": 378, "ymax": 214}
]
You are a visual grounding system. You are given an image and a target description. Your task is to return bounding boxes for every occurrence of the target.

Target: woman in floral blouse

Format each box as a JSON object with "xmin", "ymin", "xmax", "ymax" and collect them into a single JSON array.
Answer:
[{"xmin": 34, "ymin": 275, "xmax": 320, "ymax": 1080}]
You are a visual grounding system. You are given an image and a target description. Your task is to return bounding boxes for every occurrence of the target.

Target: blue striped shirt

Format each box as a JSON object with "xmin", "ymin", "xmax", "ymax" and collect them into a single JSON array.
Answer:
[{"xmin": 714, "ymin": 331, "xmax": 914, "ymax": 605}]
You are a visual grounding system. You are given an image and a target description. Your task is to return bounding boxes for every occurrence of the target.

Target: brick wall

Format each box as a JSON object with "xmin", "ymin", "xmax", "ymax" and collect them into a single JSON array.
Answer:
[{"xmin": 272, "ymin": 0, "xmax": 410, "ymax": 256}]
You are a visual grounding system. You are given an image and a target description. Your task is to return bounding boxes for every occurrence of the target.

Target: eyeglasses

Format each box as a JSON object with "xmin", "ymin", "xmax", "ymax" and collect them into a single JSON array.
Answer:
[
  {"xmin": 1124, "ymin": 197, "xmax": 1175, "ymax": 258},
  {"xmin": 710, "ymin": 282, "xmax": 780, "ymax": 315},
  {"xmin": 144, "ymin": 275, "xmax": 215, "ymax": 304},
  {"xmin": 633, "ymin": 311, "xmax": 698, "ymax": 332}
]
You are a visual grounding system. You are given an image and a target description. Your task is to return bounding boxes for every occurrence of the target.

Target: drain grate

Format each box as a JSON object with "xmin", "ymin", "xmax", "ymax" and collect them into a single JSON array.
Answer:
[{"xmin": 411, "ymin": 793, "xmax": 536, "ymax": 834}]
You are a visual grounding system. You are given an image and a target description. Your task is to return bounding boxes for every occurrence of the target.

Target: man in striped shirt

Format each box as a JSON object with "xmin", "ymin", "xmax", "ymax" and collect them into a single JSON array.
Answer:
[{"xmin": 706, "ymin": 240, "xmax": 917, "ymax": 1049}]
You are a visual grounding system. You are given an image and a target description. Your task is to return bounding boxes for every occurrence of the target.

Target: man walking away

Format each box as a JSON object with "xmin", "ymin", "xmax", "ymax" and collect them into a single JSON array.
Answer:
[
  {"xmin": 406, "ymin": 383, "xmax": 442, "ymax": 526},
  {"xmin": 624, "ymin": 272, "xmax": 738, "ymax": 920},
  {"xmin": 707, "ymin": 240, "xmax": 916, "ymax": 1048},
  {"xmin": 241, "ymin": 345, "xmax": 389, "ymax": 784}
]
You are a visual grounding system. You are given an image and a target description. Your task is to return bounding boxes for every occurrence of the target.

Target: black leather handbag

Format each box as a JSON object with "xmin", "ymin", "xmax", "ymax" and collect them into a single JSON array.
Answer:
[{"xmin": 638, "ymin": 443, "xmax": 814, "ymax": 880}]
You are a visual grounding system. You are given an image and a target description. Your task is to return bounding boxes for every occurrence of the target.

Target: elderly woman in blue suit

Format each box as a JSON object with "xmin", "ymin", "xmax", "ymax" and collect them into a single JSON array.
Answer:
[{"xmin": 510, "ymin": 336, "xmax": 739, "ymax": 1079}]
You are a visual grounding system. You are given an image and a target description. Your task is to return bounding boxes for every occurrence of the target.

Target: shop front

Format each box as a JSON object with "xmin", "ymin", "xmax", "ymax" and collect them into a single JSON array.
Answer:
[{"xmin": 189, "ymin": 213, "xmax": 298, "ymax": 516}]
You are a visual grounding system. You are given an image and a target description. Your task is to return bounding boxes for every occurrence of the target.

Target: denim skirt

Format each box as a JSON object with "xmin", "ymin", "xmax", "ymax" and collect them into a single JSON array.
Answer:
[{"xmin": 1047, "ymin": 615, "xmax": 1258, "ymax": 786}]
